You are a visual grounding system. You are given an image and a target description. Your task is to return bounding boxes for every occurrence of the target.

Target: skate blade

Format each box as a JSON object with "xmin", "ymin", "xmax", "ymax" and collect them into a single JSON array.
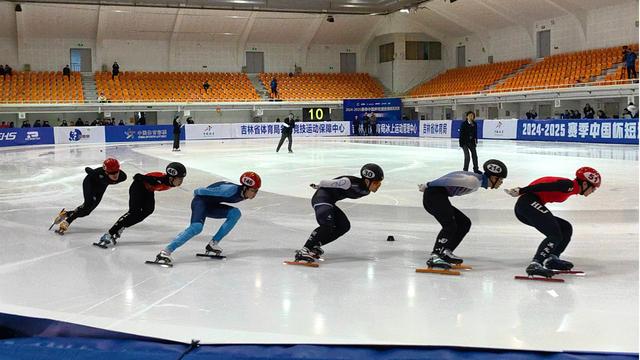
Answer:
[
  {"xmin": 145, "ymin": 260, "xmax": 173, "ymax": 268},
  {"xmin": 452, "ymin": 263, "xmax": 472, "ymax": 270},
  {"xmin": 415, "ymin": 268, "xmax": 460, "ymax": 275},
  {"xmin": 284, "ymin": 261, "xmax": 319, "ymax": 268},
  {"xmin": 553, "ymin": 270, "xmax": 585, "ymax": 275},
  {"xmin": 514, "ymin": 275, "xmax": 565, "ymax": 282},
  {"xmin": 196, "ymin": 253, "xmax": 226, "ymax": 259},
  {"xmin": 54, "ymin": 230, "xmax": 65, "ymax": 236},
  {"xmin": 48, "ymin": 208, "xmax": 66, "ymax": 230},
  {"xmin": 92, "ymin": 242, "xmax": 109, "ymax": 249}
]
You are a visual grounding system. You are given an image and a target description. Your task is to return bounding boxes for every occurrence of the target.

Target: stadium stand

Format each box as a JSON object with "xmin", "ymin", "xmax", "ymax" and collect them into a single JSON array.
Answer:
[
  {"xmin": 94, "ymin": 71, "xmax": 260, "ymax": 102},
  {"xmin": 259, "ymin": 73, "xmax": 384, "ymax": 100},
  {"xmin": 0, "ymin": 72, "xmax": 83, "ymax": 103}
]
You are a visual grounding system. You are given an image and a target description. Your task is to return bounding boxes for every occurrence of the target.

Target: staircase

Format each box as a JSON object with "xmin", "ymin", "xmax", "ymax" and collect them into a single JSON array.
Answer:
[
  {"xmin": 375, "ymin": 78, "xmax": 395, "ymax": 97},
  {"xmin": 594, "ymin": 62, "xmax": 625, "ymax": 82},
  {"xmin": 247, "ymin": 73, "xmax": 270, "ymax": 100},
  {"xmin": 81, "ymin": 72, "xmax": 97, "ymax": 102},
  {"xmin": 486, "ymin": 60, "xmax": 536, "ymax": 91}
]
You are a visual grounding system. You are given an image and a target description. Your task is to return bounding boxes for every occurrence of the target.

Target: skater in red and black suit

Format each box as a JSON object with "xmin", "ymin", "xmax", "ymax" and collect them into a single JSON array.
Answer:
[
  {"xmin": 51, "ymin": 158, "xmax": 127, "ymax": 235},
  {"xmin": 505, "ymin": 167, "xmax": 601, "ymax": 277},
  {"xmin": 95, "ymin": 162, "xmax": 186, "ymax": 248},
  {"xmin": 293, "ymin": 163, "xmax": 384, "ymax": 263}
]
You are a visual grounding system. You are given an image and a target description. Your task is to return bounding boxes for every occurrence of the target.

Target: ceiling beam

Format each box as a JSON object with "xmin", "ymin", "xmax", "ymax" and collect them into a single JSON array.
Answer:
[
  {"xmin": 299, "ymin": 15, "xmax": 326, "ymax": 69},
  {"xmin": 168, "ymin": 8, "xmax": 184, "ymax": 70},
  {"xmin": 95, "ymin": 5, "xmax": 108, "ymax": 70},
  {"xmin": 469, "ymin": 0, "xmax": 536, "ymax": 47},
  {"xmin": 15, "ymin": 4, "xmax": 25, "ymax": 67},
  {"xmin": 542, "ymin": 0, "xmax": 587, "ymax": 44},
  {"xmin": 236, "ymin": 12, "xmax": 257, "ymax": 68}
]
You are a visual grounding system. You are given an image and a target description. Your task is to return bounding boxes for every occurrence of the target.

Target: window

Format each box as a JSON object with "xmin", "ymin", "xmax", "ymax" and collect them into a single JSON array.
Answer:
[
  {"xmin": 379, "ymin": 43, "xmax": 394, "ymax": 63},
  {"xmin": 405, "ymin": 41, "xmax": 442, "ymax": 60}
]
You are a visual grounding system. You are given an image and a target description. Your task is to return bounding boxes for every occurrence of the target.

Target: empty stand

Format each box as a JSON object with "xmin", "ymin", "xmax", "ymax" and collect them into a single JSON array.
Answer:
[
  {"xmin": 94, "ymin": 72, "xmax": 260, "ymax": 102},
  {"xmin": 408, "ymin": 59, "xmax": 530, "ymax": 97},
  {"xmin": 260, "ymin": 73, "xmax": 383, "ymax": 100},
  {"xmin": 0, "ymin": 72, "xmax": 83, "ymax": 103}
]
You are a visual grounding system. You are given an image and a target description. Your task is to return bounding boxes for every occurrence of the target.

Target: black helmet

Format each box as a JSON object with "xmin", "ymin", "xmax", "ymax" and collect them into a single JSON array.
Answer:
[
  {"xmin": 360, "ymin": 163, "xmax": 384, "ymax": 181},
  {"xmin": 483, "ymin": 159, "xmax": 507, "ymax": 178},
  {"xmin": 166, "ymin": 162, "xmax": 187, "ymax": 177}
]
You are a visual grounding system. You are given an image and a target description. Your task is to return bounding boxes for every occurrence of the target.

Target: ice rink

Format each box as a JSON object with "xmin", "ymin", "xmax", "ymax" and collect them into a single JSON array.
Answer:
[{"xmin": 0, "ymin": 137, "xmax": 637, "ymax": 353}]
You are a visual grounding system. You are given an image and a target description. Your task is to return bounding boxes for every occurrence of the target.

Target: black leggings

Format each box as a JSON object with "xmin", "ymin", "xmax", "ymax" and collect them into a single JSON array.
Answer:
[
  {"xmin": 109, "ymin": 180, "xmax": 155, "ymax": 236},
  {"xmin": 173, "ymin": 132, "xmax": 180, "ymax": 150},
  {"xmin": 276, "ymin": 132, "xmax": 292, "ymax": 152},
  {"xmin": 627, "ymin": 64, "xmax": 638, "ymax": 79},
  {"xmin": 303, "ymin": 203, "xmax": 351, "ymax": 248},
  {"xmin": 423, "ymin": 187, "xmax": 471, "ymax": 253},
  {"xmin": 514, "ymin": 193, "xmax": 573, "ymax": 263},
  {"xmin": 66, "ymin": 177, "xmax": 105, "ymax": 224},
  {"xmin": 461, "ymin": 144, "xmax": 479, "ymax": 172}
]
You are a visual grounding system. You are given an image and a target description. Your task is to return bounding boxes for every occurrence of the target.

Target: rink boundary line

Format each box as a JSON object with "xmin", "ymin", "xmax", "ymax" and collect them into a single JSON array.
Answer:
[{"xmin": 0, "ymin": 244, "xmax": 90, "ymax": 273}]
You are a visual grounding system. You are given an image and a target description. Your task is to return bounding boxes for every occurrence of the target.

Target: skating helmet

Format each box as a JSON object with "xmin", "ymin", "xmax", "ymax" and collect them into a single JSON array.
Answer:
[
  {"xmin": 166, "ymin": 162, "xmax": 187, "ymax": 177},
  {"xmin": 240, "ymin": 171, "xmax": 261, "ymax": 189},
  {"xmin": 483, "ymin": 159, "xmax": 508, "ymax": 178},
  {"xmin": 575, "ymin": 167, "xmax": 601, "ymax": 188},
  {"xmin": 360, "ymin": 163, "xmax": 384, "ymax": 181},
  {"xmin": 103, "ymin": 158, "xmax": 120, "ymax": 174}
]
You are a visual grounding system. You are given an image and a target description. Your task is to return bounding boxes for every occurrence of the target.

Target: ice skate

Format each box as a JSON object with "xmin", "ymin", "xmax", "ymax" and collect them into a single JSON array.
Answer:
[
  {"xmin": 48, "ymin": 208, "xmax": 67, "ymax": 230},
  {"xmin": 93, "ymin": 232, "xmax": 119, "ymax": 249},
  {"xmin": 146, "ymin": 250, "xmax": 173, "ymax": 267},
  {"xmin": 284, "ymin": 247, "xmax": 319, "ymax": 267},
  {"xmin": 196, "ymin": 240, "xmax": 226, "ymax": 259},
  {"xmin": 440, "ymin": 249, "xmax": 464, "ymax": 265},
  {"xmin": 309, "ymin": 246, "xmax": 324, "ymax": 260},
  {"xmin": 543, "ymin": 254, "xmax": 574, "ymax": 271},
  {"xmin": 416, "ymin": 253, "xmax": 460, "ymax": 275},
  {"xmin": 55, "ymin": 220, "xmax": 70, "ymax": 235}
]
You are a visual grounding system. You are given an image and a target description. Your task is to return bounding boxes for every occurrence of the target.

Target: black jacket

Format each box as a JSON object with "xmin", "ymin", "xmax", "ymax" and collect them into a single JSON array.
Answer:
[
  {"xmin": 459, "ymin": 120, "xmax": 478, "ymax": 147},
  {"xmin": 172, "ymin": 118, "xmax": 182, "ymax": 134}
]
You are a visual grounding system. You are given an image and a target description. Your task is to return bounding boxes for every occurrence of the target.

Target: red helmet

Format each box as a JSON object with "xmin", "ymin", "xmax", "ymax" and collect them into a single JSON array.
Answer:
[
  {"xmin": 576, "ymin": 167, "xmax": 601, "ymax": 188},
  {"xmin": 240, "ymin": 171, "xmax": 261, "ymax": 189},
  {"xmin": 103, "ymin": 158, "xmax": 120, "ymax": 174}
]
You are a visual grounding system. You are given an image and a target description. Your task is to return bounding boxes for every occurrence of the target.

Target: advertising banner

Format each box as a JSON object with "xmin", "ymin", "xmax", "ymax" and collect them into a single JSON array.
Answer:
[
  {"xmin": 517, "ymin": 119, "xmax": 638, "ymax": 144},
  {"xmin": 54, "ymin": 126, "xmax": 106, "ymax": 144},
  {"xmin": 105, "ymin": 125, "xmax": 182, "ymax": 143},
  {"xmin": 0, "ymin": 128, "xmax": 55, "ymax": 147},
  {"xmin": 420, "ymin": 120, "xmax": 452, "ymax": 138},
  {"xmin": 482, "ymin": 119, "xmax": 518, "ymax": 139}
]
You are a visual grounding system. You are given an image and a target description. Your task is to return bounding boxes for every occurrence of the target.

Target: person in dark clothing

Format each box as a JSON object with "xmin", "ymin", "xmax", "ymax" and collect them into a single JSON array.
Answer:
[
  {"xmin": 42, "ymin": 120, "xmax": 51, "ymax": 127},
  {"xmin": 362, "ymin": 113, "xmax": 370, "ymax": 136},
  {"xmin": 276, "ymin": 114, "xmax": 295, "ymax": 153},
  {"xmin": 275, "ymin": 117, "xmax": 281, "ymax": 123},
  {"xmin": 63, "ymin": 65, "xmax": 71, "ymax": 78},
  {"xmin": 292, "ymin": 164, "xmax": 384, "ymax": 264},
  {"xmin": 137, "ymin": 113, "xmax": 146, "ymax": 125},
  {"xmin": 270, "ymin": 77, "xmax": 278, "ymax": 99},
  {"xmin": 186, "ymin": 117, "xmax": 194, "ymax": 124},
  {"xmin": 4, "ymin": 65, "xmax": 11, "ymax": 76},
  {"xmin": 172, "ymin": 115, "xmax": 182, "ymax": 151},
  {"xmin": 525, "ymin": 109, "xmax": 537, "ymax": 119},
  {"xmin": 96, "ymin": 162, "xmax": 186, "ymax": 248},
  {"xmin": 90, "ymin": 119, "xmax": 98, "ymax": 126},
  {"xmin": 50, "ymin": 158, "xmax": 127, "ymax": 235},
  {"xmin": 112, "ymin": 61, "xmax": 120, "ymax": 80},
  {"xmin": 459, "ymin": 111, "xmax": 481, "ymax": 174},
  {"xmin": 583, "ymin": 104, "xmax": 595, "ymax": 119},
  {"xmin": 21, "ymin": 120, "xmax": 30, "ymax": 128},
  {"xmin": 118, "ymin": 119, "xmax": 125, "ymax": 126},
  {"xmin": 596, "ymin": 110, "xmax": 607, "ymax": 119},
  {"xmin": 33, "ymin": 120, "xmax": 42, "ymax": 127},
  {"xmin": 369, "ymin": 112, "xmax": 377, "ymax": 136},
  {"xmin": 0, "ymin": 66, "xmax": 4, "ymax": 77},
  {"xmin": 623, "ymin": 46, "xmax": 638, "ymax": 79},
  {"xmin": 61, "ymin": 119, "xmax": 68, "ymax": 126},
  {"xmin": 505, "ymin": 167, "xmax": 601, "ymax": 278},
  {"xmin": 353, "ymin": 115, "xmax": 361, "ymax": 135},
  {"xmin": 203, "ymin": 81, "xmax": 210, "ymax": 93},
  {"xmin": 75, "ymin": 118, "xmax": 84, "ymax": 126},
  {"xmin": 8, "ymin": 122, "xmax": 14, "ymax": 128},
  {"xmin": 573, "ymin": 110, "xmax": 582, "ymax": 119}
]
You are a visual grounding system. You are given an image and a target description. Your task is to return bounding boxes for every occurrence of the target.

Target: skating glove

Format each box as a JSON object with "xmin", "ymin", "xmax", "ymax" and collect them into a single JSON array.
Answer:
[
  {"xmin": 418, "ymin": 184, "xmax": 427, "ymax": 192},
  {"xmin": 504, "ymin": 187, "xmax": 521, "ymax": 197}
]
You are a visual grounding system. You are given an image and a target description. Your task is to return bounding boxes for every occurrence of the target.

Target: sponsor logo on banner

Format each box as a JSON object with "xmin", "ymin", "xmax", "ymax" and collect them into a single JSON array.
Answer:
[
  {"xmin": 202, "ymin": 125, "xmax": 215, "ymax": 137},
  {"xmin": 483, "ymin": 119, "xmax": 518, "ymax": 139},
  {"xmin": 69, "ymin": 129, "xmax": 89, "ymax": 142},
  {"xmin": 26, "ymin": 131, "xmax": 41, "ymax": 141},
  {"xmin": 420, "ymin": 120, "xmax": 452, "ymax": 138},
  {"xmin": 0, "ymin": 132, "xmax": 17, "ymax": 141}
]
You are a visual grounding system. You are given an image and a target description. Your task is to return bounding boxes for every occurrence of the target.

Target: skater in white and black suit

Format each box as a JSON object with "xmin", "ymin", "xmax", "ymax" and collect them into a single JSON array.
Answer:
[
  {"xmin": 294, "ymin": 163, "xmax": 384, "ymax": 263},
  {"xmin": 276, "ymin": 113, "xmax": 295, "ymax": 153},
  {"xmin": 420, "ymin": 159, "xmax": 507, "ymax": 269}
]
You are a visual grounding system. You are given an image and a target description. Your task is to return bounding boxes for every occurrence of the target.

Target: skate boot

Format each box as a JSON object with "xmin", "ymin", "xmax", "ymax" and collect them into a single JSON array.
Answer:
[
  {"xmin": 525, "ymin": 261, "xmax": 556, "ymax": 278},
  {"xmin": 205, "ymin": 240, "xmax": 223, "ymax": 255},
  {"xmin": 294, "ymin": 247, "xmax": 316, "ymax": 263},
  {"xmin": 155, "ymin": 250, "xmax": 173, "ymax": 265},
  {"xmin": 309, "ymin": 246, "xmax": 324, "ymax": 260},
  {"xmin": 55, "ymin": 220, "xmax": 70, "ymax": 235},
  {"xmin": 440, "ymin": 249, "xmax": 464, "ymax": 265},
  {"xmin": 49, "ymin": 208, "xmax": 67, "ymax": 230},
  {"xmin": 94, "ymin": 230, "xmax": 121, "ymax": 249},
  {"xmin": 426, "ymin": 253, "xmax": 452, "ymax": 269},
  {"xmin": 543, "ymin": 254, "xmax": 574, "ymax": 271}
]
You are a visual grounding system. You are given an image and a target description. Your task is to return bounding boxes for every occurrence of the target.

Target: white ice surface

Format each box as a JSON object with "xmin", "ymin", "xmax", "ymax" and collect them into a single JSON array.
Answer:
[{"xmin": 0, "ymin": 137, "xmax": 637, "ymax": 352}]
